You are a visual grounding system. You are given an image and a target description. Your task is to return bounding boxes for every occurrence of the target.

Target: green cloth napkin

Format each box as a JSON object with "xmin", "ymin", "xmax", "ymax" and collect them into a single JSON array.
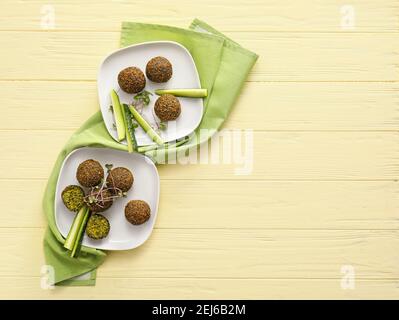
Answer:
[{"xmin": 43, "ymin": 19, "xmax": 258, "ymax": 286}]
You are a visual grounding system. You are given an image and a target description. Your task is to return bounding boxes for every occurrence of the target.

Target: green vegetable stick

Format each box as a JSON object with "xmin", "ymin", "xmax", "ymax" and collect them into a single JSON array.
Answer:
[
  {"xmin": 64, "ymin": 206, "xmax": 88, "ymax": 251},
  {"xmin": 70, "ymin": 207, "xmax": 90, "ymax": 258},
  {"xmin": 137, "ymin": 136, "xmax": 190, "ymax": 153},
  {"xmin": 121, "ymin": 104, "xmax": 134, "ymax": 153},
  {"xmin": 110, "ymin": 89, "xmax": 126, "ymax": 141},
  {"xmin": 123, "ymin": 104, "xmax": 138, "ymax": 152},
  {"xmin": 155, "ymin": 88, "xmax": 207, "ymax": 98},
  {"xmin": 128, "ymin": 105, "xmax": 164, "ymax": 145}
]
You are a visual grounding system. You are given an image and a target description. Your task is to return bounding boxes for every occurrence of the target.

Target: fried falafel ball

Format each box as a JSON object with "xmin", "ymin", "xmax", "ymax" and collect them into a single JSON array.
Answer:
[
  {"xmin": 61, "ymin": 185, "xmax": 85, "ymax": 213},
  {"xmin": 146, "ymin": 56, "xmax": 173, "ymax": 83},
  {"xmin": 86, "ymin": 189, "xmax": 113, "ymax": 213},
  {"xmin": 86, "ymin": 214, "xmax": 110, "ymax": 240},
  {"xmin": 125, "ymin": 200, "xmax": 151, "ymax": 225},
  {"xmin": 106, "ymin": 167, "xmax": 134, "ymax": 194},
  {"xmin": 76, "ymin": 159, "xmax": 104, "ymax": 187},
  {"xmin": 118, "ymin": 67, "xmax": 146, "ymax": 94},
  {"xmin": 154, "ymin": 94, "xmax": 181, "ymax": 121}
]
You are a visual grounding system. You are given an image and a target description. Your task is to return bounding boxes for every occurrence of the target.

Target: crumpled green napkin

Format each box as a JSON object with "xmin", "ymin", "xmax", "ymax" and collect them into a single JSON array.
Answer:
[{"xmin": 43, "ymin": 19, "xmax": 258, "ymax": 286}]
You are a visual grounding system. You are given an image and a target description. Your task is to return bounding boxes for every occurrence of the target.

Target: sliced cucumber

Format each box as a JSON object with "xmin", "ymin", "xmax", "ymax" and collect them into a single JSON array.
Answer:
[
  {"xmin": 128, "ymin": 105, "xmax": 164, "ymax": 145},
  {"xmin": 70, "ymin": 207, "xmax": 90, "ymax": 258},
  {"xmin": 110, "ymin": 89, "xmax": 126, "ymax": 141},
  {"xmin": 155, "ymin": 88, "xmax": 207, "ymax": 98},
  {"xmin": 122, "ymin": 104, "xmax": 137, "ymax": 153},
  {"xmin": 63, "ymin": 206, "xmax": 88, "ymax": 251}
]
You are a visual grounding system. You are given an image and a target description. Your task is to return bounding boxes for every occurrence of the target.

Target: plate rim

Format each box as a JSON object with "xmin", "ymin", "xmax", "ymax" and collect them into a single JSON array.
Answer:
[
  {"xmin": 97, "ymin": 40, "xmax": 204, "ymax": 144},
  {"xmin": 54, "ymin": 146, "xmax": 160, "ymax": 251}
]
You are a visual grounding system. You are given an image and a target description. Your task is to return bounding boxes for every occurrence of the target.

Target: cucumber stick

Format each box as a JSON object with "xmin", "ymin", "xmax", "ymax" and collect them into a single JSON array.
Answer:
[
  {"xmin": 155, "ymin": 88, "xmax": 207, "ymax": 98},
  {"xmin": 64, "ymin": 206, "xmax": 89, "ymax": 251},
  {"xmin": 137, "ymin": 135, "xmax": 190, "ymax": 153},
  {"xmin": 121, "ymin": 104, "xmax": 137, "ymax": 153},
  {"xmin": 70, "ymin": 208, "xmax": 90, "ymax": 258},
  {"xmin": 128, "ymin": 105, "xmax": 164, "ymax": 145},
  {"xmin": 110, "ymin": 89, "xmax": 126, "ymax": 141}
]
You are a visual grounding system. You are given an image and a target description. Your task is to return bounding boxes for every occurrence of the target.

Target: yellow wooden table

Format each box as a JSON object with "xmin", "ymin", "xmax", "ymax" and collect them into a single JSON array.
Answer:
[{"xmin": 0, "ymin": 0, "xmax": 398, "ymax": 299}]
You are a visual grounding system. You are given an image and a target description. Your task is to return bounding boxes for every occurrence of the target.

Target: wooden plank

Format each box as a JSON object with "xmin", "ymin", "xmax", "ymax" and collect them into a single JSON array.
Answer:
[
  {"xmin": 2, "ymin": 81, "xmax": 399, "ymax": 131},
  {"xmin": 1, "ymin": 277, "xmax": 398, "ymax": 299},
  {"xmin": 1, "ymin": 228, "xmax": 398, "ymax": 279},
  {"xmin": 0, "ymin": 0, "xmax": 397, "ymax": 32},
  {"xmin": 3, "ymin": 179, "xmax": 399, "ymax": 230},
  {"xmin": 0, "ymin": 130, "xmax": 396, "ymax": 180},
  {"xmin": 0, "ymin": 32, "xmax": 398, "ymax": 81}
]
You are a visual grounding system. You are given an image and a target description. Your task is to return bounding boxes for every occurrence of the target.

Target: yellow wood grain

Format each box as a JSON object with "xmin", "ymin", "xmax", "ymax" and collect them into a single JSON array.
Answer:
[
  {"xmin": 1, "ymin": 229, "xmax": 398, "ymax": 279},
  {"xmin": 0, "ymin": 0, "xmax": 398, "ymax": 299},
  {"xmin": 0, "ymin": 0, "xmax": 397, "ymax": 32},
  {"xmin": 2, "ymin": 179, "xmax": 398, "ymax": 230},
  {"xmin": 0, "ymin": 130, "xmax": 397, "ymax": 180},
  {"xmin": 2, "ymin": 81, "xmax": 399, "ymax": 131},
  {"xmin": 1, "ymin": 278, "xmax": 398, "ymax": 300},
  {"xmin": 0, "ymin": 32, "xmax": 398, "ymax": 81}
]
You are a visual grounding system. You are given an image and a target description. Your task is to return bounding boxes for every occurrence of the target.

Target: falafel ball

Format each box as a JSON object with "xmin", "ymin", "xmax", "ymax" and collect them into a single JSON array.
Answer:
[
  {"xmin": 86, "ymin": 189, "xmax": 113, "ymax": 213},
  {"xmin": 146, "ymin": 56, "xmax": 173, "ymax": 83},
  {"xmin": 106, "ymin": 167, "xmax": 134, "ymax": 193},
  {"xmin": 86, "ymin": 214, "xmax": 110, "ymax": 240},
  {"xmin": 76, "ymin": 159, "xmax": 104, "ymax": 187},
  {"xmin": 61, "ymin": 185, "xmax": 85, "ymax": 213},
  {"xmin": 118, "ymin": 67, "xmax": 146, "ymax": 94},
  {"xmin": 154, "ymin": 94, "xmax": 181, "ymax": 121},
  {"xmin": 125, "ymin": 200, "xmax": 151, "ymax": 225}
]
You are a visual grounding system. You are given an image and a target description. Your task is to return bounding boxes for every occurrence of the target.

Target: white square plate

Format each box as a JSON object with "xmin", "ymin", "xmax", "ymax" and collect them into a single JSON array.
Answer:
[
  {"xmin": 98, "ymin": 41, "xmax": 204, "ymax": 146},
  {"xmin": 55, "ymin": 147, "xmax": 160, "ymax": 251}
]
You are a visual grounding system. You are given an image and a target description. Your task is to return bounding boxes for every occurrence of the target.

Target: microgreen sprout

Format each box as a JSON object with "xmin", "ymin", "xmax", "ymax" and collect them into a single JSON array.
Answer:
[
  {"xmin": 132, "ymin": 90, "xmax": 153, "ymax": 114},
  {"xmin": 159, "ymin": 121, "xmax": 167, "ymax": 131}
]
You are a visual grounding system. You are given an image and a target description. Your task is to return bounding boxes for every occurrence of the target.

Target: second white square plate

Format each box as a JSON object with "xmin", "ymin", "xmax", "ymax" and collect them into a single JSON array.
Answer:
[{"xmin": 55, "ymin": 147, "xmax": 160, "ymax": 251}]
